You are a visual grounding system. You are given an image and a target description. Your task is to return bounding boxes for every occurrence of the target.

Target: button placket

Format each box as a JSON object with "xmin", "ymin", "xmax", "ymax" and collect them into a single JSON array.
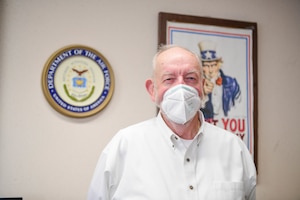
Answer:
[{"xmin": 184, "ymin": 141, "xmax": 198, "ymax": 199}]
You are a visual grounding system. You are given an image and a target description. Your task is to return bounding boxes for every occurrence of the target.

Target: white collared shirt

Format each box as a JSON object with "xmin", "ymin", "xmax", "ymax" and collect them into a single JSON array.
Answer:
[{"xmin": 87, "ymin": 112, "xmax": 256, "ymax": 200}]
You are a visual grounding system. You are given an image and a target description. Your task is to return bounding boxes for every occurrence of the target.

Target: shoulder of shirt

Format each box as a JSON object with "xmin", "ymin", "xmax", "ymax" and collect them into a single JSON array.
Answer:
[
  {"xmin": 120, "ymin": 117, "xmax": 157, "ymax": 132},
  {"xmin": 109, "ymin": 117, "xmax": 157, "ymax": 141},
  {"xmin": 102, "ymin": 117, "xmax": 158, "ymax": 153},
  {"xmin": 202, "ymin": 121, "xmax": 241, "ymax": 141},
  {"xmin": 202, "ymin": 121, "xmax": 252, "ymax": 154}
]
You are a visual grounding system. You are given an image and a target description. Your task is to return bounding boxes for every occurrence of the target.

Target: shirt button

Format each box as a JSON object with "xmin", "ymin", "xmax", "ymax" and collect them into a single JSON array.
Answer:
[
  {"xmin": 189, "ymin": 185, "xmax": 194, "ymax": 190},
  {"xmin": 186, "ymin": 158, "xmax": 190, "ymax": 162}
]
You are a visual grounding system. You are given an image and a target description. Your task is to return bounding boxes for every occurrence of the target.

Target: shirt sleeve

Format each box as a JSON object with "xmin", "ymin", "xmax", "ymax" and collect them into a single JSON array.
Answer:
[
  {"xmin": 247, "ymin": 183, "xmax": 256, "ymax": 200},
  {"xmin": 87, "ymin": 151, "xmax": 110, "ymax": 200},
  {"xmin": 238, "ymin": 138, "xmax": 257, "ymax": 200},
  {"xmin": 87, "ymin": 131, "xmax": 125, "ymax": 200}
]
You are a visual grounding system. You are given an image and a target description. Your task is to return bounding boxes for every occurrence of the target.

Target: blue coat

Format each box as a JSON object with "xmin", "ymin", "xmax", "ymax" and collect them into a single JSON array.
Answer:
[{"xmin": 201, "ymin": 69, "xmax": 241, "ymax": 119}]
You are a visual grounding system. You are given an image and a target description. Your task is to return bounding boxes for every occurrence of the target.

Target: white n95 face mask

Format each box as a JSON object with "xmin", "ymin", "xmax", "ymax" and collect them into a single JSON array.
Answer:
[{"xmin": 160, "ymin": 84, "xmax": 201, "ymax": 124}]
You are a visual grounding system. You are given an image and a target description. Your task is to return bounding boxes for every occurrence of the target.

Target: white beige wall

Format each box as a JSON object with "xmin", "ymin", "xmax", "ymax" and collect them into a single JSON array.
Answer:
[{"xmin": 1, "ymin": 0, "xmax": 300, "ymax": 199}]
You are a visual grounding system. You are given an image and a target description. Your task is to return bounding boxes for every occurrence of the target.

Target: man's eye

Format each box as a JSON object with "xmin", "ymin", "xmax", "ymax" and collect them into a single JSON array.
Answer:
[
  {"xmin": 163, "ymin": 78, "xmax": 173, "ymax": 82},
  {"xmin": 186, "ymin": 77, "xmax": 196, "ymax": 80}
]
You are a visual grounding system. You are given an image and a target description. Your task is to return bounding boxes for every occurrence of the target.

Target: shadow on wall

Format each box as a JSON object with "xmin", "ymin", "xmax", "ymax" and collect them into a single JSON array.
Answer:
[{"xmin": 0, "ymin": 0, "xmax": 5, "ymax": 107}]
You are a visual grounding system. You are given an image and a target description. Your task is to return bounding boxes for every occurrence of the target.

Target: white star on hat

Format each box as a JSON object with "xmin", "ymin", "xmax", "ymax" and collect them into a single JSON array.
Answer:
[{"xmin": 204, "ymin": 51, "xmax": 212, "ymax": 60}]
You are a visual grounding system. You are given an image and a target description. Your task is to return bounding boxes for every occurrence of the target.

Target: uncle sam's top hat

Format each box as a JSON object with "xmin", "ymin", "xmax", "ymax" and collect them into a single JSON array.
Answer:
[{"xmin": 198, "ymin": 40, "xmax": 222, "ymax": 62}]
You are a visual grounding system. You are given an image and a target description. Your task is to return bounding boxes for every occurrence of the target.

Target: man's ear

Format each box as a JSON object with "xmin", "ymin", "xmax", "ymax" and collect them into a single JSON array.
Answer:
[{"xmin": 145, "ymin": 79, "xmax": 156, "ymax": 102}]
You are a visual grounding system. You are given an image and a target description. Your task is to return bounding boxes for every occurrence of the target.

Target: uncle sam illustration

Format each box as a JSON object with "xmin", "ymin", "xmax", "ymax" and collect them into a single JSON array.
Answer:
[{"xmin": 199, "ymin": 40, "xmax": 241, "ymax": 120}]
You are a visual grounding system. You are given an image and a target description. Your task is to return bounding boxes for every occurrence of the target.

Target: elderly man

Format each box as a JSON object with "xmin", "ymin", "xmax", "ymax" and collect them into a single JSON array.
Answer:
[{"xmin": 87, "ymin": 45, "xmax": 256, "ymax": 200}]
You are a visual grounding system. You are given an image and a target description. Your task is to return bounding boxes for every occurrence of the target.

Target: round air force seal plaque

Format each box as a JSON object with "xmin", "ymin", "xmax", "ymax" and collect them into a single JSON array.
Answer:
[{"xmin": 42, "ymin": 45, "xmax": 115, "ymax": 118}]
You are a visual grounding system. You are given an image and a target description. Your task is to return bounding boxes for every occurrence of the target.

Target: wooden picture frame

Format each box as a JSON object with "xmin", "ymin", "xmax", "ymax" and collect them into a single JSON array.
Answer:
[{"xmin": 158, "ymin": 12, "xmax": 258, "ymax": 166}]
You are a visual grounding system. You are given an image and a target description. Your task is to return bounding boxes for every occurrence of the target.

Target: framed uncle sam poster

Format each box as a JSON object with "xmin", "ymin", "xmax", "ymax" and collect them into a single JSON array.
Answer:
[{"xmin": 158, "ymin": 12, "xmax": 258, "ymax": 165}]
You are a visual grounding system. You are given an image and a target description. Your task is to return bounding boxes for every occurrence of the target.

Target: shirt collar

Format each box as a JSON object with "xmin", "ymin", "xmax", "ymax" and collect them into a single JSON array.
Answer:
[
  {"xmin": 156, "ymin": 111, "xmax": 205, "ymax": 146},
  {"xmin": 156, "ymin": 112, "xmax": 176, "ymax": 148},
  {"xmin": 197, "ymin": 111, "xmax": 205, "ymax": 144}
]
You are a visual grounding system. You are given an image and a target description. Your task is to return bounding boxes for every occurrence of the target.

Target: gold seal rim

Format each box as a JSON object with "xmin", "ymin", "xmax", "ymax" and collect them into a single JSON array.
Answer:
[{"xmin": 41, "ymin": 44, "xmax": 115, "ymax": 118}]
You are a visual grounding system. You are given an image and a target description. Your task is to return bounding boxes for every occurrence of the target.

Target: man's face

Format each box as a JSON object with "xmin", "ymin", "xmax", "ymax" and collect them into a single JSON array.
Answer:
[
  {"xmin": 202, "ymin": 61, "xmax": 220, "ymax": 80},
  {"xmin": 151, "ymin": 47, "xmax": 203, "ymax": 105}
]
